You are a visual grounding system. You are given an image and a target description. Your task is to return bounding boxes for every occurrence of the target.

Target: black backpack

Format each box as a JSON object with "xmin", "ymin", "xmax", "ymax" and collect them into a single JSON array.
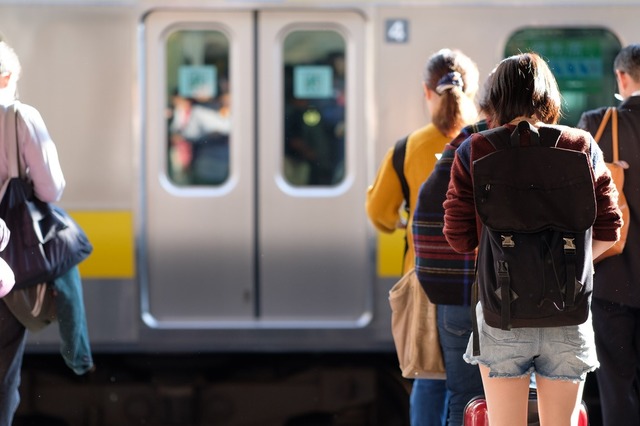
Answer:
[{"xmin": 472, "ymin": 121, "xmax": 596, "ymax": 339}]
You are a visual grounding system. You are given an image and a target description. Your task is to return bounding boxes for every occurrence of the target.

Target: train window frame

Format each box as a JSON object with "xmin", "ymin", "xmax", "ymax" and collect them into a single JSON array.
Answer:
[
  {"xmin": 504, "ymin": 27, "xmax": 622, "ymax": 127},
  {"xmin": 276, "ymin": 24, "xmax": 353, "ymax": 196},
  {"xmin": 161, "ymin": 24, "xmax": 235, "ymax": 195}
]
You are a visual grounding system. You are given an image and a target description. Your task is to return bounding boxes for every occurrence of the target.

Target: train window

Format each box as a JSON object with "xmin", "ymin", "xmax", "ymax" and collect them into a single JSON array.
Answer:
[
  {"xmin": 505, "ymin": 28, "xmax": 621, "ymax": 126},
  {"xmin": 283, "ymin": 30, "xmax": 346, "ymax": 186},
  {"xmin": 165, "ymin": 30, "xmax": 230, "ymax": 186}
]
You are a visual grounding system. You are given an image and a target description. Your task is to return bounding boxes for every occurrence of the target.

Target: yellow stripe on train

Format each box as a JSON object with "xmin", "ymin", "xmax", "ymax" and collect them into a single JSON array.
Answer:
[
  {"xmin": 71, "ymin": 210, "xmax": 404, "ymax": 280},
  {"xmin": 69, "ymin": 210, "xmax": 135, "ymax": 279}
]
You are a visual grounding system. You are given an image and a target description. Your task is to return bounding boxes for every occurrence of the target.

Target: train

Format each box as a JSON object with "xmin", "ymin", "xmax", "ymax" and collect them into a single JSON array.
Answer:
[{"xmin": 0, "ymin": 0, "xmax": 636, "ymax": 424}]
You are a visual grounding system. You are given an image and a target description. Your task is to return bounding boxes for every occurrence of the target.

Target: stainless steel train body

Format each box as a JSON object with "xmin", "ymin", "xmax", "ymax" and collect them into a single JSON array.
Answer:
[{"xmin": 0, "ymin": 0, "xmax": 636, "ymax": 424}]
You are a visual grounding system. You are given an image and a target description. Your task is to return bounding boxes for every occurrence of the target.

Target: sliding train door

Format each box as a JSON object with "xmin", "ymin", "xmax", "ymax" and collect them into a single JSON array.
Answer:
[
  {"xmin": 256, "ymin": 11, "xmax": 369, "ymax": 324},
  {"xmin": 142, "ymin": 11, "xmax": 255, "ymax": 326},
  {"xmin": 141, "ymin": 9, "xmax": 369, "ymax": 327}
]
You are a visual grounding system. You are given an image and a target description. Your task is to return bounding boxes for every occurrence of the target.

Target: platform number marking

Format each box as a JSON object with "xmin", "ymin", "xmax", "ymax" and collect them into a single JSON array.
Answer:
[{"xmin": 386, "ymin": 19, "xmax": 409, "ymax": 44}]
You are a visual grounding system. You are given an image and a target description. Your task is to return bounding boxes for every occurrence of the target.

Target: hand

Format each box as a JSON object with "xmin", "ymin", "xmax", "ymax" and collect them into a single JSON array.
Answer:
[{"xmin": 0, "ymin": 218, "xmax": 10, "ymax": 252}]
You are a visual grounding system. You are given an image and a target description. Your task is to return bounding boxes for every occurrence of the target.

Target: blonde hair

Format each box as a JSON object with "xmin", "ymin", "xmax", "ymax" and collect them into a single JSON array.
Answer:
[{"xmin": 0, "ymin": 41, "xmax": 21, "ymax": 81}]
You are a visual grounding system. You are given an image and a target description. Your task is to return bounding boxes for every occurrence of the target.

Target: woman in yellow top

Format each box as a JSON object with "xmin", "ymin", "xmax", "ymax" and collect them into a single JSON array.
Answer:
[{"xmin": 366, "ymin": 48, "xmax": 479, "ymax": 426}]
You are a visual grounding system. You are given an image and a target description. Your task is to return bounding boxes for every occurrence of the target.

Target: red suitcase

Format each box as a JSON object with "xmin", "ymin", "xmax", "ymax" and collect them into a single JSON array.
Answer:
[{"xmin": 463, "ymin": 390, "xmax": 589, "ymax": 426}]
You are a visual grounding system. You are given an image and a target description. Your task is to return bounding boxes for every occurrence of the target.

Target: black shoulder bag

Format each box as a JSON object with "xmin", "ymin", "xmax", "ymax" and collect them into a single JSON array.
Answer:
[{"xmin": 1, "ymin": 103, "xmax": 93, "ymax": 329}]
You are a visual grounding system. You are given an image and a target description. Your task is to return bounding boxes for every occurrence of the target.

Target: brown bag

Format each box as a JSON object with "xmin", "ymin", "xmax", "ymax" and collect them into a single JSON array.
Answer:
[
  {"xmin": 593, "ymin": 107, "xmax": 630, "ymax": 263},
  {"xmin": 388, "ymin": 269, "xmax": 446, "ymax": 379},
  {"xmin": 3, "ymin": 282, "xmax": 57, "ymax": 332}
]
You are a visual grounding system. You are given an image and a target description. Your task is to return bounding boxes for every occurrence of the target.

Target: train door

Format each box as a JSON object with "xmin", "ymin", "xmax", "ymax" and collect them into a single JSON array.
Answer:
[{"xmin": 141, "ymin": 10, "xmax": 370, "ymax": 327}]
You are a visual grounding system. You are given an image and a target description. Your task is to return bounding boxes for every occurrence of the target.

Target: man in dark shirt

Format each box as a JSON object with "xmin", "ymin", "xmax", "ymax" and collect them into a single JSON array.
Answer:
[{"xmin": 577, "ymin": 43, "xmax": 640, "ymax": 426}]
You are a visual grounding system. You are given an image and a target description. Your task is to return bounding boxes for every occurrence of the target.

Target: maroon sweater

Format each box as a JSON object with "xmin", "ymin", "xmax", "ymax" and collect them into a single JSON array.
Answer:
[{"xmin": 443, "ymin": 124, "xmax": 622, "ymax": 254}]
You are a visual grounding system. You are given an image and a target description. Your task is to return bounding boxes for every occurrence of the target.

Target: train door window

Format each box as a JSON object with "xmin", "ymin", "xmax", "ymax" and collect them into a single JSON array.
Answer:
[
  {"xmin": 283, "ymin": 30, "xmax": 345, "ymax": 186},
  {"xmin": 505, "ymin": 28, "xmax": 621, "ymax": 126},
  {"xmin": 166, "ymin": 30, "xmax": 231, "ymax": 186}
]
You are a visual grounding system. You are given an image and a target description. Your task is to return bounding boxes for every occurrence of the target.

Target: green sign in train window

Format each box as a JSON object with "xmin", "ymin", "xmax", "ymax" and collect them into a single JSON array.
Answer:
[
  {"xmin": 505, "ymin": 28, "xmax": 621, "ymax": 126},
  {"xmin": 283, "ymin": 30, "xmax": 346, "ymax": 187},
  {"xmin": 165, "ymin": 30, "xmax": 231, "ymax": 187}
]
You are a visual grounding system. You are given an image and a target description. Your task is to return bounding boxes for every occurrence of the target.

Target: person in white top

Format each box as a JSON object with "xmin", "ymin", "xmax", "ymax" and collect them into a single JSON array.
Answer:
[{"xmin": 0, "ymin": 40, "xmax": 66, "ymax": 426}]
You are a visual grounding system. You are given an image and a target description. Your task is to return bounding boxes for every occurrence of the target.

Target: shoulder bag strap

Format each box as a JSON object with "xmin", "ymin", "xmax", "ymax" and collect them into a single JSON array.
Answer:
[
  {"xmin": 593, "ymin": 107, "xmax": 613, "ymax": 143},
  {"xmin": 4, "ymin": 103, "xmax": 20, "ymax": 179},
  {"xmin": 593, "ymin": 107, "xmax": 621, "ymax": 163},
  {"xmin": 0, "ymin": 104, "xmax": 19, "ymax": 201},
  {"xmin": 611, "ymin": 107, "xmax": 619, "ymax": 163}
]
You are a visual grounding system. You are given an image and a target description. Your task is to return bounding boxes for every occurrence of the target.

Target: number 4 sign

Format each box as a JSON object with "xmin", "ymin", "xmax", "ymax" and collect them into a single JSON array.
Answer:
[{"xmin": 385, "ymin": 19, "xmax": 409, "ymax": 44}]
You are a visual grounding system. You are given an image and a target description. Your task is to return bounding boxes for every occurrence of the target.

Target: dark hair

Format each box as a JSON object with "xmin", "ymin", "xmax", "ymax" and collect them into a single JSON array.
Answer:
[
  {"xmin": 614, "ymin": 44, "xmax": 640, "ymax": 82},
  {"xmin": 422, "ymin": 48, "xmax": 479, "ymax": 137},
  {"xmin": 477, "ymin": 69, "xmax": 496, "ymax": 113},
  {"xmin": 485, "ymin": 52, "xmax": 561, "ymax": 126}
]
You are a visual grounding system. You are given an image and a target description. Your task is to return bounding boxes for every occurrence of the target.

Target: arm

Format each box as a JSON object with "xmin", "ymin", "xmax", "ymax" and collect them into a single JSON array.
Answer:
[
  {"xmin": 443, "ymin": 139, "xmax": 478, "ymax": 253},
  {"xmin": 365, "ymin": 148, "xmax": 405, "ymax": 233},
  {"xmin": 18, "ymin": 103, "xmax": 65, "ymax": 202},
  {"xmin": 593, "ymin": 239, "xmax": 616, "ymax": 260},
  {"xmin": 589, "ymin": 137, "xmax": 622, "ymax": 243}
]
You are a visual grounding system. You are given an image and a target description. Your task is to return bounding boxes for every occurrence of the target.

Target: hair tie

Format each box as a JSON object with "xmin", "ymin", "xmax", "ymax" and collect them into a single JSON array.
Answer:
[{"xmin": 435, "ymin": 71, "xmax": 464, "ymax": 95}]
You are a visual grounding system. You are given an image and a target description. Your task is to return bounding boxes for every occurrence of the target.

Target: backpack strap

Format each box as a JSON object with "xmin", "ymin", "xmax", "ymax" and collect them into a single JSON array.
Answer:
[
  {"xmin": 483, "ymin": 121, "xmax": 565, "ymax": 151},
  {"xmin": 480, "ymin": 126, "xmax": 511, "ymax": 150},
  {"xmin": 496, "ymin": 260, "xmax": 512, "ymax": 330},
  {"xmin": 392, "ymin": 135, "xmax": 410, "ymax": 259},
  {"xmin": 537, "ymin": 125, "xmax": 563, "ymax": 148},
  {"xmin": 471, "ymin": 272, "xmax": 480, "ymax": 356},
  {"xmin": 470, "ymin": 255, "xmax": 517, "ymax": 352},
  {"xmin": 562, "ymin": 235, "xmax": 579, "ymax": 308},
  {"xmin": 392, "ymin": 136, "xmax": 410, "ymax": 212},
  {"xmin": 511, "ymin": 121, "xmax": 541, "ymax": 146},
  {"xmin": 536, "ymin": 126, "xmax": 580, "ymax": 309},
  {"xmin": 470, "ymin": 128, "xmax": 509, "ymax": 354}
]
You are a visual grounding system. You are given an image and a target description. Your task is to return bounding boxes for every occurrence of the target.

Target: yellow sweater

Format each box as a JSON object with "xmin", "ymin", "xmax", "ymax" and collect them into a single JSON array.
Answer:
[{"xmin": 366, "ymin": 123, "xmax": 450, "ymax": 274}]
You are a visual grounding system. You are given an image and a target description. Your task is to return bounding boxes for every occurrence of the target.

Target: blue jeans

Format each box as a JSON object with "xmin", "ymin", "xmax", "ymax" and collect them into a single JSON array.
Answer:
[
  {"xmin": 53, "ymin": 266, "xmax": 94, "ymax": 375},
  {"xmin": 0, "ymin": 299, "xmax": 26, "ymax": 426},
  {"xmin": 438, "ymin": 304, "xmax": 484, "ymax": 426},
  {"xmin": 410, "ymin": 377, "xmax": 447, "ymax": 426}
]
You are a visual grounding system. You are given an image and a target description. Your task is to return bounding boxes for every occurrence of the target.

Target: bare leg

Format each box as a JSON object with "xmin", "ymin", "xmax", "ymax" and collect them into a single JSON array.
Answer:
[
  {"xmin": 479, "ymin": 364, "xmax": 530, "ymax": 426},
  {"xmin": 536, "ymin": 374, "xmax": 585, "ymax": 426}
]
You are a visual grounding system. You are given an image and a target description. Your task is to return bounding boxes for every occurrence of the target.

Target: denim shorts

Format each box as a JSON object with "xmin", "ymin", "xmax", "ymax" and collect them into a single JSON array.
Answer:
[{"xmin": 463, "ymin": 302, "xmax": 599, "ymax": 381}]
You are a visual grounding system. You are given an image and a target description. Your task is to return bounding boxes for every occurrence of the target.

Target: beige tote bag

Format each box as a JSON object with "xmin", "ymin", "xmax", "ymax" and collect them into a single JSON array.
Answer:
[{"xmin": 389, "ymin": 268, "xmax": 446, "ymax": 379}]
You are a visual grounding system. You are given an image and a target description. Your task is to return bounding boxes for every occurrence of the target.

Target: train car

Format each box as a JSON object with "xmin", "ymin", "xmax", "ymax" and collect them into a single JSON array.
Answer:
[{"xmin": 0, "ymin": 0, "xmax": 636, "ymax": 424}]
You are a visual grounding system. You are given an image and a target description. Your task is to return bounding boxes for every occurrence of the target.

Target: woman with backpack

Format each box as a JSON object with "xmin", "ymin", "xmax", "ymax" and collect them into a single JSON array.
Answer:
[
  {"xmin": 366, "ymin": 48, "xmax": 479, "ymax": 426},
  {"xmin": 443, "ymin": 52, "xmax": 622, "ymax": 426}
]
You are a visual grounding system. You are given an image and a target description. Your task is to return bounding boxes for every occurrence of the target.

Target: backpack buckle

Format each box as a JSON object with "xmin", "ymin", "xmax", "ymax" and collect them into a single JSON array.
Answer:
[
  {"xmin": 501, "ymin": 234, "xmax": 515, "ymax": 248},
  {"xmin": 497, "ymin": 260, "xmax": 509, "ymax": 275},
  {"xmin": 563, "ymin": 237, "xmax": 576, "ymax": 254}
]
